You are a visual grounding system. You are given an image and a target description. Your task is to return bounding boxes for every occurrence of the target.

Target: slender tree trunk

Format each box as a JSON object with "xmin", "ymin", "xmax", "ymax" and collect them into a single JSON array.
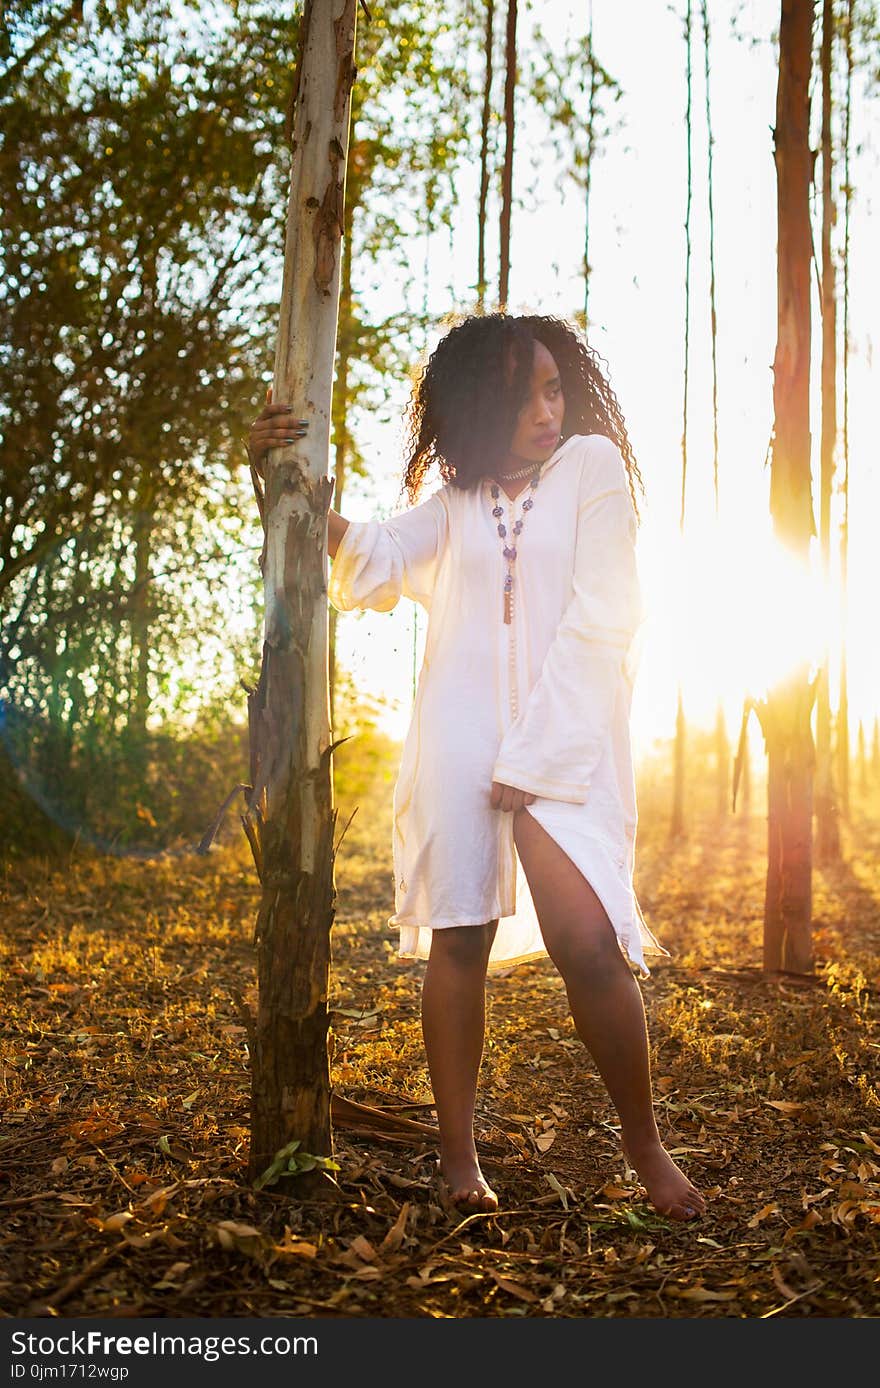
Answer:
[
  {"xmin": 836, "ymin": 0, "xmax": 853, "ymax": 823},
  {"xmin": 583, "ymin": 0, "xmax": 596, "ymax": 330},
  {"xmin": 129, "ymin": 245, "xmax": 158, "ymax": 755},
  {"xmin": 477, "ymin": 0, "xmax": 494, "ymax": 311},
  {"xmin": 837, "ymin": 659, "xmax": 849, "ymax": 813},
  {"xmin": 245, "ymin": 0, "xmax": 358, "ymax": 1189},
  {"xmin": 740, "ymin": 726, "xmax": 752, "ymax": 812},
  {"xmin": 733, "ymin": 698, "xmax": 754, "ymax": 815},
  {"xmin": 498, "ymin": 0, "xmax": 516, "ymax": 310},
  {"xmin": 714, "ymin": 699, "xmax": 730, "ymax": 817},
  {"xmin": 671, "ymin": 685, "xmax": 686, "ymax": 838},
  {"xmin": 700, "ymin": 0, "xmax": 720, "ymax": 517},
  {"xmin": 671, "ymin": 4, "xmax": 693, "ymax": 843},
  {"xmin": 329, "ymin": 216, "xmax": 354, "ymax": 731},
  {"xmin": 763, "ymin": 0, "xmax": 816, "ymax": 975},
  {"xmin": 815, "ymin": 0, "xmax": 840, "ymax": 863},
  {"xmin": 128, "ymin": 478, "xmax": 155, "ymax": 766},
  {"xmin": 856, "ymin": 720, "xmax": 867, "ymax": 798}
]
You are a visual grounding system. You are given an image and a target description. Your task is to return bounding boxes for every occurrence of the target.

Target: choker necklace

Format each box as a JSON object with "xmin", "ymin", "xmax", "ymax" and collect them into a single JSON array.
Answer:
[
  {"xmin": 491, "ymin": 459, "xmax": 544, "ymax": 483},
  {"xmin": 491, "ymin": 432, "xmax": 563, "ymax": 481}
]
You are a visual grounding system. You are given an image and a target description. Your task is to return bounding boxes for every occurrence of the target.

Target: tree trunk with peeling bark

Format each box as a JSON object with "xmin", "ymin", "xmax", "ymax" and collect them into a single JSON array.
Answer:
[
  {"xmin": 815, "ymin": 0, "xmax": 840, "ymax": 864},
  {"xmin": 243, "ymin": 0, "xmax": 358, "ymax": 1190},
  {"xmin": 328, "ymin": 216, "xmax": 354, "ymax": 731},
  {"xmin": 762, "ymin": 0, "xmax": 817, "ymax": 975}
]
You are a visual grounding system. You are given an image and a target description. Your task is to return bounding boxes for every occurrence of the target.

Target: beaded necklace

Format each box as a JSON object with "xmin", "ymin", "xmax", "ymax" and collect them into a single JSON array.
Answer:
[{"xmin": 489, "ymin": 466, "xmax": 544, "ymax": 624}]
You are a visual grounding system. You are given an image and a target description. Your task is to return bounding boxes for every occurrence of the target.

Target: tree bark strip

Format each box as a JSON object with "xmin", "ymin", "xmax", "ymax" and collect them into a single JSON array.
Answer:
[
  {"xmin": 328, "ymin": 209, "xmax": 354, "ymax": 731},
  {"xmin": 835, "ymin": 0, "xmax": 854, "ymax": 823},
  {"xmin": 764, "ymin": 0, "xmax": 816, "ymax": 975},
  {"xmin": 245, "ymin": 0, "xmax": 358, "ymax": 1188},
  {"xmin": 815, "ymin": 0, "xmax": 840, "ymax": 863}
]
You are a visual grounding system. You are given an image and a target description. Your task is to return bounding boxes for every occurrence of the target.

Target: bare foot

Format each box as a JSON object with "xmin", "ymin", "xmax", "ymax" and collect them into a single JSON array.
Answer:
[
  {"xmin": 622, "ymin": 1136, "xmax": 705, "ymax": 1221},
  {"xmin": 438, "ymin": 1151, "xmax": 498, "ymax": 1214}
]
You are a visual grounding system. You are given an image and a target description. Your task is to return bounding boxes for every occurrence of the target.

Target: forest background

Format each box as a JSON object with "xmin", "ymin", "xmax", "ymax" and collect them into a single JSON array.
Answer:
[{"xmin": 2, "ymin": 0, "xmax": 880, "ymax": 1322}]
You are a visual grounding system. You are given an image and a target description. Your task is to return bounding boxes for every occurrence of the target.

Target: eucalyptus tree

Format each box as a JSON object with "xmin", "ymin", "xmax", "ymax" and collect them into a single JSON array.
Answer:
[{"xmin": 762, "ymin": 0, "xmax": 817, "ymax": 974}]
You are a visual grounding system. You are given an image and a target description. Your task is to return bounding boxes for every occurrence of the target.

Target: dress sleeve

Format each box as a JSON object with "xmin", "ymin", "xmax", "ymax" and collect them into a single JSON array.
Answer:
[
  {"xmin": 491, "ymin": 436, "xmax": 646, "ymax": 803},
  {"xmin": 327, "ymin": 488, "xmax": 448, "ymax": 613}
]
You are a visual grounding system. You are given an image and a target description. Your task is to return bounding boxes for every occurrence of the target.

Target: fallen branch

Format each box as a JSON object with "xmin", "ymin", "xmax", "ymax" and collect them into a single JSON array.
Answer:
[
  {"xmin": 27, "ymin": 1243, "xmax": 129, "ymax": 1315},
  {"xmin": 331, "ymin": 1094, "xmax": 506, "ymax": 1155}
]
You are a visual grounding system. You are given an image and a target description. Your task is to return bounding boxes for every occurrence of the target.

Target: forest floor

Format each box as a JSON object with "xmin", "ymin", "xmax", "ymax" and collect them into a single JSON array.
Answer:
[{"xmin": 2, "ymin": 740, "xmax": 880, "ymax": 1320}]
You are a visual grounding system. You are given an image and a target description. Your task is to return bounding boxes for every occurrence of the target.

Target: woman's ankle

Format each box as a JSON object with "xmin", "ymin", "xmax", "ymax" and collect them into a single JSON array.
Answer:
[
  {"xmin": 620, "ymin": 1123, "xmax": 663, "ymax": 1155},
  {"xmin": 439, "ymin": 1134, "xmax": 479, "ymax": 1163}
]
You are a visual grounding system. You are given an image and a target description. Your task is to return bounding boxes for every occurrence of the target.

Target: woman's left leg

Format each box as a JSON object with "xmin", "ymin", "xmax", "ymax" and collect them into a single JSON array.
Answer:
[
  {"xmin": 513, "ymin": 806, "xmax": 705, "ymax": 1221},
  {"xmin": 421, "ymin": 921, "xmax": 499, "ymax": 1212}
]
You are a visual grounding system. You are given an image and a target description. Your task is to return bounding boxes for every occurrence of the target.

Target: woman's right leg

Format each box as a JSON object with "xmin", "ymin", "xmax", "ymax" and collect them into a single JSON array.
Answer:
[{"xmin": 421, "ymin": 920, "xmax": 499, "ymax": 1211}]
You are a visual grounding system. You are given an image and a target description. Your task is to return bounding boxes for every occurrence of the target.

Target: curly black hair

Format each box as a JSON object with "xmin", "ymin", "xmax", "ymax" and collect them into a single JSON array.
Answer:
[{"xmin": 399, "ymin": 311, "xmax": 646, "ymax": 524}]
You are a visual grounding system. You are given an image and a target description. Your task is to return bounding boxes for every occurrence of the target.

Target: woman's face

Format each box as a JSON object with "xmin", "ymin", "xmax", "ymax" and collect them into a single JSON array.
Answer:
[{"xmin": 506, "ymin": 339, "xmax": 566, "ymax": 463}]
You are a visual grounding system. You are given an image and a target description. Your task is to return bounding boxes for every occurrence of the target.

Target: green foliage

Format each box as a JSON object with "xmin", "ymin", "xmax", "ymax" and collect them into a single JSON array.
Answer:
[
  {"xmin": 1, "ymin": 0, "xmax": 296, "ymax": 594},
  {"xmin": 1, "ymin": 0, "xmax": 295, "ymax": 851},
  {"xmin": 1, "ymin": 709, "xmax": 255, "ymax": 856},
  {"xmin": 253, "ymin": 1138, "xmax": 340, "ymax": 1191}
]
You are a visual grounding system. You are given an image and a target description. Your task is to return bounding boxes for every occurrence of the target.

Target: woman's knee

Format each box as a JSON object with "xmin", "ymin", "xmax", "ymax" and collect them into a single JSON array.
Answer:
[
  {"xmin": 428, "ymin": 921, "xmax": 497, "ymax": 969},
  {"xmin": 547, "ymin": 921, "xmax": 627, "ymax": 987}
]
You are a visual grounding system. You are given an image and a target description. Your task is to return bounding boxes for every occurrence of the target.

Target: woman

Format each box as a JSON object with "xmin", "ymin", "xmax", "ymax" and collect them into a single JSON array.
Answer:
[{"xmin": 247, "ymin": 312, "xmax": 705, "ymax": 1222}]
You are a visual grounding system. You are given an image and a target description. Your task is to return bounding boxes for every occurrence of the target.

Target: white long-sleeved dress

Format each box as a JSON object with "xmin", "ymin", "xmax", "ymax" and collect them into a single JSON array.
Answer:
[{"xmin": 327, "ymin": 432, "xmax": 670, "ymax": 978}]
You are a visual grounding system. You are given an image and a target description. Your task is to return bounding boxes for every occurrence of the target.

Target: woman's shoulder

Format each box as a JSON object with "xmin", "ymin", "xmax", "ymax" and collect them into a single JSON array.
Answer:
[
  {"xmin": 426, "ymin": 477, "xmax": 468, "ymax": 516},
  {"xmin": 566, "ymin": 433, "xmax": 627, "ymax": 494},
  {"xmin": 567, "ymin": 431, "xmax": 625, "ymax": 469},
  {"xmin": 400, "ymin": 480, "xmax": 453, "ymax": 516}
]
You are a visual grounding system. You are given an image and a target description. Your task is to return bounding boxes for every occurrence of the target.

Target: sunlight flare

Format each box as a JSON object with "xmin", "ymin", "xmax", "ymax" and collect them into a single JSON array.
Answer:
[{"xmin": 649, "ymin": 517, "xmax": 831, "ymax": 717}]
